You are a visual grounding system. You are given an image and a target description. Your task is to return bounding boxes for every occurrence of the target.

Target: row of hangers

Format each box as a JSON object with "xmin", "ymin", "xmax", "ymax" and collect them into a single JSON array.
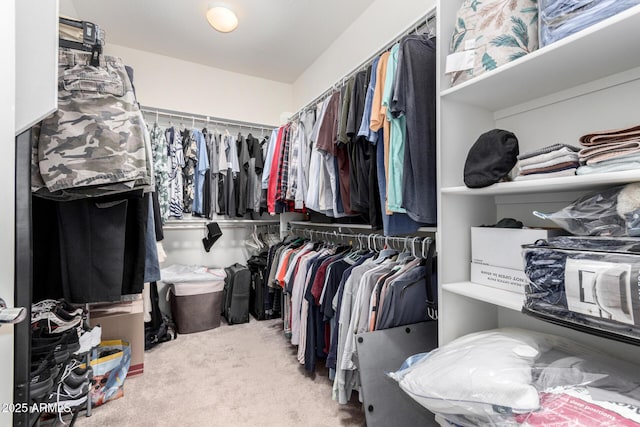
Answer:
[{"xmin": 290, "ymin": 228, "xmax": 434, "ymax": 260}]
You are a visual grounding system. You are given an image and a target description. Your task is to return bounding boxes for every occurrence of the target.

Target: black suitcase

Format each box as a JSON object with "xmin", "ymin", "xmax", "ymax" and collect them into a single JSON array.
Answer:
[
  {"xmin": 248, "ymin": 252, "xmax": 268, "ymax": 320},
  {"xmin": 222, "ymin": 263, "xmax": 251, "ymax": 324}
]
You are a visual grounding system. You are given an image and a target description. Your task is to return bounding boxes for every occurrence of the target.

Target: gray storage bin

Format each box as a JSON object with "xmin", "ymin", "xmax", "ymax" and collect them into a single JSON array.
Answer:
[{"xmin": 169, "ymin": 281, "xmax": 225, "ymax": 334}]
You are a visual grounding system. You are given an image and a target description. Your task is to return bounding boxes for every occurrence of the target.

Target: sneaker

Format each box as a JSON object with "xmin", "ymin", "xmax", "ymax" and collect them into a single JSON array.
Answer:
[
  {"xmin": 31, "ymin": 356, "xmax": 61, "ymax": 384},
  {"xmin": 60, "ymin": 359, "xmax": 93, "ymax": 389},
  {"xmin": 32, "ymin": 333, "xmax": 81, "ymax": 363},
  {"xmin": 31, "ymin": 309, "xmax": 82, "ymax": 334},
  {"xmin": 32, "ymin": 299, "xmax": 84, "ymax": 317},
  {"xmin": 30, "ymin": 360, "xmax": 54, "ymax": 401},
  {"xmin": 45, "ymin": 383, "xmax": 88, "ymax": 412}
]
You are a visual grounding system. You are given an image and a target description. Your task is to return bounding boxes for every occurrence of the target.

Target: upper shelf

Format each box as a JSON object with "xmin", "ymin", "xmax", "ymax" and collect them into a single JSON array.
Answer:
[
  {"xmin": 441, "ymin": 170, "xmax": 640, "ymax": 196},
  {"xmin": 440, "ymin": 5, "xmax": 640, "ymax": 111}
]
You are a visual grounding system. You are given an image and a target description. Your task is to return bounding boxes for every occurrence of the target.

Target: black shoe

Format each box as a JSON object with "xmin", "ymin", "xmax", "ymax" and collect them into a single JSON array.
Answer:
[
  {"xmin": 31, "ymin": 335, "xmax": 80, "ymax": 364},
  {"xmin": 30, "ymin": 360, "xmax": 54, "ymax": 401}
]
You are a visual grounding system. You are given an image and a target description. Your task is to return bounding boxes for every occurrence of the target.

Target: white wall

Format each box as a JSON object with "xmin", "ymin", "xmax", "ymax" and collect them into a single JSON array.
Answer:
[
  {"xmin": 105, "ymin": 44, "xmax": 292, "ymax": 126},
  {"xmin": 292, "ymin": 0, "xmax": 436, "ymax": 110},
  {"xmin": 58, "ymin": 0, "xmax": 77, "ymax": 18}
]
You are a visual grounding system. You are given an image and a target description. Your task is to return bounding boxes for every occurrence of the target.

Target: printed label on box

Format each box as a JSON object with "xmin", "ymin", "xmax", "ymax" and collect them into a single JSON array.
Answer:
[{"xmin": 470, "ymin": 263, "xmax": 528, "ymax": 294}]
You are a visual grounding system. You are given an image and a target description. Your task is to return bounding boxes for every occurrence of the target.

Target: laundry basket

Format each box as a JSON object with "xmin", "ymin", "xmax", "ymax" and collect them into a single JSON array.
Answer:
[{"xmin": 169, "ymin": 280, "xmax": 225, "ymax": 334}]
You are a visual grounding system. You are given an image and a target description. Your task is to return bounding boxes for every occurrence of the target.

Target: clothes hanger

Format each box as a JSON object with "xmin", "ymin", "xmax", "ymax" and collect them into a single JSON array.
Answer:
[
  {"xmin": 397, "ymin": 236, "xmax": 414, "ymax": 262},
  {"xmin": 374, "ymin": 235, "xmax": 397, "ymax": 264}
]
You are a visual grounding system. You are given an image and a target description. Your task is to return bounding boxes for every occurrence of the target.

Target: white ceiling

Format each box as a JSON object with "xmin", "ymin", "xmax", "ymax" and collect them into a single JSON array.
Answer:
[{"xmin": 69, "ymin": 0, "xmax": 375, "ymax": 84}]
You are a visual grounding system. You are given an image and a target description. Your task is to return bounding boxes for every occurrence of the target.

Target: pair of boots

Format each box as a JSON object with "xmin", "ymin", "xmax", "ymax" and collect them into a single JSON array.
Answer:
[{"xmin": 202, "ymin": 222, "xmax": 223, "ymax": 252}]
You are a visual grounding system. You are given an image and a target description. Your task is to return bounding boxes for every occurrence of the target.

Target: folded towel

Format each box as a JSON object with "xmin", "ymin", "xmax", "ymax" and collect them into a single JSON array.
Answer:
[
  {"xmin": 579, "ymin": 140, "xmax": 640, "ymax": 165},
  {"xmin": 579, "ymin": 124, "xmax": 640, "ymax": 146}
]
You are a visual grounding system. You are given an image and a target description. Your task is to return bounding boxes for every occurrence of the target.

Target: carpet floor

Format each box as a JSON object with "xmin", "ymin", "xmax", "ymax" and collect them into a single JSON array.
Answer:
[{"xmin": 74, "ymin": 318, "xmax": 366, "ymax": 427}]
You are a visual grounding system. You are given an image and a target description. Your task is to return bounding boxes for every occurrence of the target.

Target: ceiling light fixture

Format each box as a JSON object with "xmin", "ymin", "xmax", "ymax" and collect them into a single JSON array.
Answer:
[{"xmin": 206, "ymin": 4, "xmax": 239, "ymax": 33}]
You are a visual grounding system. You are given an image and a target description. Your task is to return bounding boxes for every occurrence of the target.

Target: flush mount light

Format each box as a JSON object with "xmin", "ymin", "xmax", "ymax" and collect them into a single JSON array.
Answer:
[{"xmin": 206, "ymin": 4, "xmax": 239, "ymax": 33}]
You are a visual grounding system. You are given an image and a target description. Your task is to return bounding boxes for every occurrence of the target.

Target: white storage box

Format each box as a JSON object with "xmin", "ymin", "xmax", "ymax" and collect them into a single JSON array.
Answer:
[{"xmin": 471, "ymin": 227, "xmax": 566, "ymax": 270}]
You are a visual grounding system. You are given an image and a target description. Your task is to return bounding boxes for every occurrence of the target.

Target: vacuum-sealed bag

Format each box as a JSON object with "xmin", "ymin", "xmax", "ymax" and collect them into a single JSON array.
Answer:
[
  {"xmin": 522, "ymin": 236, "xmax": 640, "ymax": 343},
  {"xmin": 534, "ymin": 183, "xmax": 640, "ymax": 237}
]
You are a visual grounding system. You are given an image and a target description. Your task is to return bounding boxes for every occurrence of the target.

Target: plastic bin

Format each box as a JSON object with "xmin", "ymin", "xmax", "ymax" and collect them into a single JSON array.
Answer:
[{"xmin": 168, "ymin": 280, "xmax": 225, "ymax": 334}]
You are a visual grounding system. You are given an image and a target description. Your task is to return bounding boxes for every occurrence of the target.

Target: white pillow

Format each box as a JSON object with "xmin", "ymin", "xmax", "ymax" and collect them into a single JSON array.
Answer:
[{"xmin": 396, "ymin": 328, "xmax": 556, "ymax": 417}]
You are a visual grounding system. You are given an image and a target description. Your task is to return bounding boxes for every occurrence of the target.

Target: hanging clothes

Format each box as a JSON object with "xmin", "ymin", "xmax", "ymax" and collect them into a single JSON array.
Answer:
[
  {"xmin": 246, "ymin": 133, "xmax": 265, "ymax": 213},
  {"xmin": 181, "ymin": 128, "xmax": 197, "ymax": 213},
  {"xmin": 191, "ymin": 129, "xmax": 210, "ymax": 216},
  {"xmin": 392, "ymin": 34, "xmax": 437, "ymax": 225},
  {"xmin": 166, "ymin": 127, "xmax": 185, "ymax": 219},
  {"xmin": 150, "ymin": 122, "xmax": 170, "ymax": 223},
  {"xmin": 266, "ymin": 233, "xmax": 437, "ymax": 405}
]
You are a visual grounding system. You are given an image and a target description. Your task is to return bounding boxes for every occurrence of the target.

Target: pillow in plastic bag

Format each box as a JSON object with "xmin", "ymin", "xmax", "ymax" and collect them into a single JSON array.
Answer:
[
  {"xmin": 534, "ymin": 183, "xmax": 640, "ymax": 237},
  {"xmin": 389, "ymin": 328, "xmax": 557, "ymax": 417}
]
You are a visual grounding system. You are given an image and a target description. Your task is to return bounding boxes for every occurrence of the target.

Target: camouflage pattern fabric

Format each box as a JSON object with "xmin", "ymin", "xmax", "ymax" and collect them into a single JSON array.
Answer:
[
  {"xmin": 150, "ymin": 123, "xmax": 170, "ymax": 222},
  {"xmin": 37, "ymin": 48, "xmax": 149, "ymax": 192},
  {"xmin": 32, "ymin": 121, "xmax": 150, "ymax": 201},
  {"xmin": 181, "ymin": 129, "xmax": 197, "ymax": 213}
]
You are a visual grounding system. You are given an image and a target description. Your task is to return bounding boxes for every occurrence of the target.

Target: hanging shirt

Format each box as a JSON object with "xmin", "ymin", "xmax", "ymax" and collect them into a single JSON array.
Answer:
[
  {"xmin": 166, "ymin": 127, "xmax": 185, "ymax": 218},
  {"xmin": 221, "ymin": 132, "xmax": 240, "ymax": 217},
  {"xmin": 150, "ymin": 123, "xmax": 170, "ymax": 223},
  {"xmin": 181, "ymin": 129, "xmax": 198, "ymax": 213},
  {"xmin": 297, "ymin": 108, "xmax": 316, "ymax": 210},
  {"xmin": 285, "ymin": 122, "xmax": 300, "ymax": 203},
  {"xmin": 357, "ymin": 56, "xmax": 380, "ymax": 144},
  {"xmin": 384, "ymin": 44, "xmax": 408, "ymax": 214},
  {"xmin": 191, "ymin": 129, "xmax": 210, "ymax": 215},
  {"xmin": 261, "ymin": 128, "xmax": 278, "ymax": 190},
  {"xmin": 316, "ymin": 92, "xmax": 342, "ymax": 217},
  {"xmin": 392, "ymin": 35, "xmax": 437, "ymax": 224},
  {"xmin": 204, "ymin": 129, "xmax": 220, "ymax": 217},
  {"xmin": 306, "ymin": 100, "xmax": 329, "ymax": 214},
  {"xmin": 267, "ymin": 127, "xmax": 285, "ymax": 214},
  {"xmin": 236, "ymin": 133, "xmax": 250, "ymax": 216},
  {"xmin": 246, "ymin": 134, "xmax": 264, "ymax": 212}
]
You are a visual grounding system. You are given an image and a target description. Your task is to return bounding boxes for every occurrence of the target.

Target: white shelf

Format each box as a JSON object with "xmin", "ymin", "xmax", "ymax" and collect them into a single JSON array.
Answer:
[
  {"xmin": 442, "ymin": 282, "xmax": 524, "ymax": 311},
  {"xmin": 440, "ymin": 5, "xmax": 640, "ymax": 111},
  {"xmin": 441, "ymin": 170, "xmax": 640, "ymax": 196}
]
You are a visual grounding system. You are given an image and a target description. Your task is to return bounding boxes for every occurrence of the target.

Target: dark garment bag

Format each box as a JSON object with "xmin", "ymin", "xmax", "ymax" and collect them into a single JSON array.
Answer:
[{"xmin": 222, "ymin": 263, "xmax": 251, "ymax": 324}]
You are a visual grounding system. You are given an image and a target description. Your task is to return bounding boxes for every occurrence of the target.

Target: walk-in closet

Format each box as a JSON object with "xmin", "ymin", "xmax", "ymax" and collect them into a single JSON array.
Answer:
[{"xmin": 5, "ymin": 0, "xmax": 640, "ymax": 426}]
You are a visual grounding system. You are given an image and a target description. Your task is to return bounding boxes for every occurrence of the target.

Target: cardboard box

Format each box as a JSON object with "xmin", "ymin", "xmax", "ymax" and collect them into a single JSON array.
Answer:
[
  {"xmin": 89, "ymin": 298, "xmax": 144, "ymax": 377},
  {"xmin": 470, "ymin": 262, "xmax": 528, "ymax": 294},
  {"xmin": 471, "ymin": 227, "xmax": 566, "ymax": 271}
]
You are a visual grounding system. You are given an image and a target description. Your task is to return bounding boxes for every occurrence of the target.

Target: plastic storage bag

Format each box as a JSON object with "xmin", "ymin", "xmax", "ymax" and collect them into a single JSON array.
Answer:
[
  {"xmin": 389, "ymin": 328, "xmax": 640, "ymax": 426},
  {"xmin": 534, "ymin": 183, "xmax": 640, "ymax": 237},
  {"xmin": 522, "ymin": 236, "xmax": 640, "ymax": 344}
]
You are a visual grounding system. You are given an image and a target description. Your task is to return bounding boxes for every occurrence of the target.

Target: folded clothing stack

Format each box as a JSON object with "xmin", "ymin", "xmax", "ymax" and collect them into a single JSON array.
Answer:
[
  {"xmin": 540, "ymin": 0, "xmax": 640, "ymax": 47},
  {"xmin": 515, "ymin": 143, "xmax": 580, "ymax": 181},
  {"xmin": 577, "ymin": 124, "xmax": 640, "ymax": 175}
]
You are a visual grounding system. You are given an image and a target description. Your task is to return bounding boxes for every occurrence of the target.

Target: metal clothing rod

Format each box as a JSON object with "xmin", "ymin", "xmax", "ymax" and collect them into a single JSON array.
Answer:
[
  {"xmin": 140, "ymin": 105, "xmax": 277, "ymax": 133},
  {"xmin": 289, "ymin": 226, "xmax": 435, "ymax": 258},
  {"xmin": 290, "ymin": 5, "xmax": 437, "ymax": 120},
  {"xmin": 164, "ymin": 219, "xmax": 280, "ymax": 231}
]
